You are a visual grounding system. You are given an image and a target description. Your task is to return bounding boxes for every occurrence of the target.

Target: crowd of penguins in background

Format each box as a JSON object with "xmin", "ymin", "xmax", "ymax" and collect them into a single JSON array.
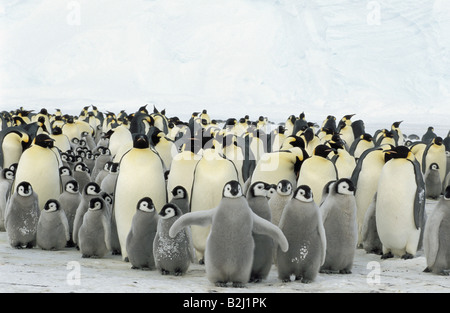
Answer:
[{"xmin": 0, "ymin": 104, "xmax": 450, "ymax": 287}]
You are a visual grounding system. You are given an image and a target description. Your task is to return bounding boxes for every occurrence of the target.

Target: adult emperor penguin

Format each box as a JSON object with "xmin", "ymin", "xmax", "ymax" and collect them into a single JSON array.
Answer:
[
  {"xmin": 328, "ymin": 135, "xmax": 356, "ymax": 179},
  {"xmin": 13, "ymin": 134, "xmax": 62, "ymax": 210},
  {"xmin": 153, "ymin": 203, "xmax": 195, "ymax": 276},
  {"xmin": 348, "ymin": 133, "xmax": 374, "ymax": 160},
  {"xmin": 5, "ymin": 182, "xmax": 40, "ymax": 248},
  {"xmin": 391, "ymin": 121, "xmax": 404, "ymax": 146},
  {"xmin": 361, "ymin": 194, "xmax": 383, "ymax": 255},
  {"xmin": 169, "ymin": 180, "xmax": 288, "ymax": 287},
  {"xmin": 297, "ymin": 144, "xmax": 337, "ymax": 205},
  {"xmin": 320, "ymin": 179, "xmax": 358, "ymax": 274},
  {"xmin": 424, "ymin": 163, "xmax": 442, "ymax": 199},
  {"xmin": 423, "ymin": 186, "xmax": 450, "ymax": 275},
  {"xmin": 0, "ymin": 128, "xmax": 30, "ymax": 169},
  {"xmin": 246, "ymin": 181, "xmax": 273, "ymax": 283},
  {"xmin": 376, "ymin": 146, "xmax": 425, "ymax": 259},
  {"xmin": 422, "ymin": 126, "xmax": 437, "ymax": 144},
  {"xmin": 351, "ymin": 147, "xmax": 386, "ymax": 246},
  {"xmin": 113, "ymin": 134, "xmax": 166, "ymax": 261},
  {"xmin": 78, "ymin": 197, "xmax": 111, "ymax": 258},
  {"xmin": 36, "ymin": 199, "xmax": 70, "ymax": 250},
  {"xmin": 126, "ymin": 197, "xmax": 159, "ymax": 270},
  {"xmin": 268, "ymin": 179, "xmax": 293, "ymax": 226},
  {"xmin": 58, "ymin": 180, "xmax": 82, "ymax": 247},
  {"xmin": 277, "ymin": 185, "xmax": 326, "ymax": 283}
]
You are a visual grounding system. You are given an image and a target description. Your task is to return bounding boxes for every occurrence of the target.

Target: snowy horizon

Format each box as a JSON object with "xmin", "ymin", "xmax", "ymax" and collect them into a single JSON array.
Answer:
[{"xmin": 1, "ymin": 0, "xmax": 449, "ymax": 129}]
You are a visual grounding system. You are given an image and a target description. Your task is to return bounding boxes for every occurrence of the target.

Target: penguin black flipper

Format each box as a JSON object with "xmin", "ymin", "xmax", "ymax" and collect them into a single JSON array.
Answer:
[
  {"xmin": 410, "ymin": 158, "xmax": 426, "ymax": 230},
  {"xmin": 348, "ymin": 137, "xmax": 361, "ymax": 156},
  {"xmin": 350, "ymin": 147, "xmax": 383, "ymax": 187},
  {"xmin": 238, "ymin": 136, "xmax": 256, "ymax": 183}
]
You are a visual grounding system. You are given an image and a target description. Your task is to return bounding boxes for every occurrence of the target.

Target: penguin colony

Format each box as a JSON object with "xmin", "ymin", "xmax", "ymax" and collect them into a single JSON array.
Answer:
[{"xmin": 1, "ymin": 106, "xmax": 450, "ymax": 288}]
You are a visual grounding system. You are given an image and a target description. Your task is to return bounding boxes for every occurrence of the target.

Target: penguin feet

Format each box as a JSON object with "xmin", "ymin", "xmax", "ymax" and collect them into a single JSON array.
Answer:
[
  {"xmin": 111, "ymin": 249, "xmax": 121, "ymax": 256},
  {"xmin": 198, "ymin": 258, "xmax": 205, "ymax": 265},
  {"xmin": 439, "ymin": 270, "xmax": 450, "ymax": 276},
  {"xmin": 423, "ymin": 267, "xmax": 431, "ymax": 273},
  {"xmin": 174, "ymin": 269, "xmax": 184, "ymax": 276},
  {"xmin": 25, "ymin": 242, "xmax": 34, "ymax": 249},
  {"xmin": 215, "ymin": 281, "xmax": 228, "ymax": 288},
  {"xmin": 249, "ymin": 276, "xmax": 262, "ymax": 283},
  {"xmin": 339, "ymin": 269, "xmax": 352, "ymax": 274},
  {"xmin": 401, "ymin": 253, "xmax": 414, "ymax": 260},
  {"xmin": 160, "ymin": 269, "xmax": 170, "ymax": 275},
  {"xmin": 232, "ymin": 282, "xmax": 246, "ymax": 288},
  {"xmin": 381, "ymin": 252, "xmax": 394, "ymax": 259},
  {"xmin": 300, "ymin": 278, "xmax": 313, "ymax": 284}
]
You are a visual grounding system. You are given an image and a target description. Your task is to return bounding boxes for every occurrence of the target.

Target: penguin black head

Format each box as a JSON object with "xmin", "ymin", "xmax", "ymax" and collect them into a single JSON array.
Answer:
[
  {"xmin": 171, "ymin": 186, "xmax": 187, "ymax": 199},
  {"xmin": 335, "ymin": 178, "xmax": 356, "ymax": 195},
  {"xmin": 74, "ymin": 162, "xmax": 87, "ymax": 172},
  {"xmin": 133, "ymin": 134, "xmax": 150, "ymax": 149},
  {"xmin": 44, "ymin": 199, "xmax": 60, "ymax": 212},
  {"xmin": 302, "ymin": 128, "xmax": 315, "ymax": 143},
  {"xmin": 222, "ymin": 180, "xmax": 243, "ymax": 198},
  {"xmin": 433, "ymin": 137, "xmax": 443, "ymax": 146},
  {"xmin": 266, "ymin": 184, "xmax": 277, "ymax": 199},
  {"xmin": 429, "ymin": 163, "xmax": 439, "ymax": 171},
  {"xmin": 293, "ymin": 185, "xmax": 314, "ymax": 203},
  {"xmin": 88, "ymin": 197, "xmax": 104, "ymax": 211},
  {"xmin": 362, "ymin": 133, "xmax": 373, "ymax": 142},
  {"xmin": 384, "ymin": 145, "xmax": 412, "ymax": 161},
  {"xmin": 313, "ymin": 144, "xmax": 334, "ymax": 159},
  {"xmin": 65, "ymin": 180, "xmax": 79, "ymax": 193},
  {"xmin": 109, "ymin": 162, "xmax": 120, "ymax": 173},
  {"xmin": 102, "ymin": 192, "xmax": 113, "ymax": 206},
  {"xmin": 9, "ymin": 163, "xmax": 18, "ymax": 173},
  {"xmin": 2, "ymin": 168, "xmax": 15, "ymax": 180},
  {"xmin": 16, "ymin": 181, "xmax": 33, "ymax": 197},
  {"xmin": 34, "ymin": 134, "xmax": 55, "ymax": 149},
  {"xmin": 137, "ymin": 197, "xmax": 155, "ymax": 213},
  {"xmin": 249, "ymin": 181, "xmax": 268, "ymax": 198},
  {"xmin": 277, "ymin": 180, "xmax": 293, "ymax": 196},
  {"xmin": 159, "ymin": 203, "xmax": 181, "ymax": 219},
  {"xmin": 84, "ymin": 182, "xmax": 101, "ymax": 196},
  {"xmin": 285, "ymin": 136, "xmax": 305, "ymax": 149},
  {"xmin": 392, "ymin": 121, "xmax": 403, "ymax": 128},
  {"xmin": 52, "ymin": 126, "xmax": 63, "ymax": 135},
  {"xmin": 59, "ymin": 166, "xmax": 72, "ymax": 177},
  {"xmin": 444, "ymin": 186, "xmax": 450, "ymax": 200}
]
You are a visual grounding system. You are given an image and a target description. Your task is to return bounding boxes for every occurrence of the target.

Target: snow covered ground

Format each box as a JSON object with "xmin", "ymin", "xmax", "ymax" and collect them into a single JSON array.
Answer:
[{"xmin": 0, "ymin": 198, "xmax": 449, "ymax": 294}]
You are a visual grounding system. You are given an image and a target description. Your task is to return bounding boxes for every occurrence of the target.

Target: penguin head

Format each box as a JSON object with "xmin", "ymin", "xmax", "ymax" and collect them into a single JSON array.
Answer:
[
  {"xmin": 133, "ymin": 134, "xmax": 150, "ymax": 149},
  {"xmin": 74, "ymin": 162, "xmax": 87, "ymax": 172},
  {"xmin": 159, "ymin": 203, "xmax": 181, "ymax": 219},
  {"xmin": 293, "ymin": 185, "xmax": 314, "ymax": 203},
  {"xmin": 392, "ymin": 121, "xmax": 403, "ymax": 129},
  {"xmin": 103, "ymin": 161, "xmax": 112, "ymax": 171},
  {"xmin": 44, "ymin": 199, "xmax": 60, "ymax": 212},
  {"xmin": 59, "ymin": 166, "xmax": 72, "ymax": 177},
  {"xmin": 34, "ymin": 134, "xmax": 55, "ymax": 148},
  {"xmin": 222, "ymin": 180, "xmax": 243, "ymax": 198},
  {"xmin": 9, "ymin": 163, "xmax": 18, "ymax": 173},
  {"xmin": 84, "ymin": 182, "xmax": 101, "ymax": 196},
  {"xmin": 266, "ymin": 184, "xmax": 277, "ymax": 199},
  {"xmin": 444, "ymin": 186, "xmax": 450, "ymax": 200},
  {"xmin": 16, "ymin": 181, "xmax": 33, "ymax": 197},
  {"xmin": 384, "ymin": 146, "xmax": 412, "ymax": 161},
  {"xmin": 249, "ymin": 181, "xmax": 268, "ymax": 198},
  {"xmin": 429, "ymin": 163, "xmax": 439, "ymax": 171},
  {"xmin": 361, "ymin": 133, "xmax": 373, "ymax": 142},
  {"xmin": 2, "ymin": 168, "xmax": 15, "ymax": 181},
  {"xmin": 88, "ymin": 197, "xmax": 104, "ymax": 211},
  {"xmin": 109, "ymin": 162, "xmax": 120, "ymax": 173},
  {"xmin": 102, "ymin": 192, "xmax": 113, "ymax": 207},
  {"xmin": 335, "ymin": 178, "xmax": 356, "ymax": 196},
  {"xmin": 65, "ymin": 180, "xmax": 79, "ymax": 194},
  {"xmin": 313, "ymin": 144, "xmax": 334, "ymax": 159},
  {"xmin": 137, "ymin": 197, "xmax": 155, "ymax": 213},
  {"xmin": 433, "ymin": 137, "xmax": 443, "ymax": 146},
  {"xmin": 171, "ymin": 186, "xmax": 187, "ymax": 200},
  {"xmin": 276, "ymin": 180, "xmax": 293, "ymax": 196}
]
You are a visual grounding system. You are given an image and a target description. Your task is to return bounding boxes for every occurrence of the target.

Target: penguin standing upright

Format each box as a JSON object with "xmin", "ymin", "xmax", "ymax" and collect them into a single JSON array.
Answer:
[
  {"xmin": 58, "ymin": 180, "xmax": 82, "ymax": 247},
  {"xmin": 5, "ymin": 182, "xmax": 40, "ymax": 248},
  {"xmin": 376, "ymin": 146, "xmax": 425, "ymax": 259},
  {"xmin": 36, "ymin": 199, "xmax": 70, "ymax": 250},
  {"xmin": 169, "ymin": 180, "xmax": 288, "ymax": 287},
  {"xmin": 153, "ymin": 203, "xmax": 195, "ymax": 276},
  {"xmin": 113, "ymin": 134, "xmax": 166, "ymax": 261},
  {"xmin": 422, "ymin": 137, "xmax": 447, "ymax": 188},
  {"xmin": 0, "ymin": 168, "xmax": 14, "ymax": 231},
  {"xmin": 268, "ymin": 179, "xmax": 293, "ymax": 226},
  {"xmin": 0, "ymin": 128, "xmax": 30, "ymax": 169},
  {"xmin": 169, "ymin": 186, "xmax": 190, "ymax": 215},
  {"xmin": 425, "ymin": 163, "xmax": 442, "ymax": 199},
  {"xmin": 13, "ymin": 134, "xmax": 61, "ymax": 210}
]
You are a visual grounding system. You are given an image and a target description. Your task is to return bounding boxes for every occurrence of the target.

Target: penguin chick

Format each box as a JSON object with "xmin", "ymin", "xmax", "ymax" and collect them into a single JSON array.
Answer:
[
  {"xmin": 78, "ymin": 197, "xmax": 111, "ymax": 258},
  {"xmin": 58, "ymin": 180, "xmax": 82, "ymax": 247},
  {"xmin": 268, "ymin": 179, "xmax": 293, "ymax": 226},
  {"xmin": 320, "ymin": 178, "xmax": 358, "ymax": 274},
  {"xmin": 425, "ymin": 163, "xmax": 442, "ymax": 200},
  {"xmin": 246, "ymin": 181, "xmax": 273, "ymax": 283},
  {"xmin": 423, "ymin": 186, "xmax": 450, "ymax": 275},
  {"xmin": 277, "ymin": 185, "xmax": 326, "ymax": 283},
  {"xmin": 169, "ymin": 180, "xmax": 289, "ymax": 288},
  {"xmin": 73, "ymin": 162, "xmax": 91, "ymax": 194},
  {"xmin": 169, "ymin": 186, "xmax": 190, "ymax": 214},
  {"xmin": 0, "ymin": 168, "xmax": 15, "ymax": 231},
  {"xmin": 126, "ymin": 197, "xmax": 159, "ymax": 270},
  {"xmin": 153, "ymin": 203, "xmax": 195, "ymax": 276},
  {"xmin": 361, "ymin": 194, "xmax": 383, "ymax": 255},
  {"xmin": 36, "ymin": 199, "xmax": 70, "ymax": 250},
  {"xmin": 5, "ymin": 181, "xmax": 40, "ymax": 248}
]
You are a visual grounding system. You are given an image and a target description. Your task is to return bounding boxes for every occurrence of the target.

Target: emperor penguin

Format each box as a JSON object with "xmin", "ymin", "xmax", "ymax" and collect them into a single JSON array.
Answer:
[
  {"xmin": 268, "ymin": 179, "xmax": 293, "ymax": 226},
  {"xmin": 5, "ymin": 182, "xmax": 40, "ymax": 248},
  {"xmin": 169, "ymin": 180, "xmax": 288, "ymax": 287},
  {"xmin": 336, "ymin": 114, "xmax": 357, "ymax": 148},
  {"xmin": 150, "ymin": 128, "xmax": 177, "ymax": 171},
  {"xmin": 126, "ymin": 197, "xmax": 159, "ymax": 269},
  {"xmin": 113, "ymin": 134, "xmax": 166, "ymax": 261},
  {"xmin": 391, "ymin": 121, "xmax": 404, "ymax": 146},
  {"xmin": 376, "ymin": 146, "xmax": 425, "ymax": 259},
  {"xmin": 423, "ymin": 186, "xmax": 450, "ymax": 275},
  {"xmin": 78, "ymin": 197, "xmax": 111, "ymax": 258},
  {"xmin": 425, "ymin": 163, "xmax": 442, "ymax": 199},
  {"xmin": 58, "ymin": 179, "xmax": 82, "ymax": 247},
  {"xmin": 59, "ymin": 166, "xmax": 74, "ymax": 187},
  {"xmin": 0, "ymin": 128, "xmax": 30, "ymax": 169},
  {"xmin": 50, "ymin": 126, "xmax": 71, "ymax": 153},
  {"xmin": 169, "ymin": 186, "xmax": 190, "ymax": 214},
  {"xmin": 91, "ymin": 147, "xmax": 112, "ymax": 182},
  {"xmin": 100, "ymin": 162, "xmax": 119, "ymax": 195},
  {"xmin": 246, "ymin": 181, "xmax": 273, "ymax": 283},
  {"xmin": 349, "ymin": 133, "xmax": 374, "ymax": 160},
  {"xmin": 277, "ymin": 185, "xmax": 326, "ymax": 283},
  {"xmin": 328, "ymin": 135, "xmax": 356, "ymax": 179},
  {"xmin": 320, "ymin": 179, "xmax": 358, "ymax": 274},
  {"xmin": 422, "ymin": 137, "xmax": 447, "ymax": 186},
  {"xmin": 361, "ymin": 194, "xmax": 383, "ymax": 255},
  {"xmin": 36, "ymin": 199, "xmax": 70, "ymax": 250},
  {"xmin": 0, "ymin": 168, "xmax": 15, "ymax": 231},
  {"xmin": 351, "ymin": 147, "xmax": 386, "ymax": 246},
  {"xmin": 422, "ymin": 126, "xmax": 437, "ymax": 144},
  {"xmin": 153, "ymin": 203, "xmax": 196, "ymax": 276},
  {"xmin": 13, "ymin": 134, "xmax": 62, "ymax": 210},
  {"xmin": 297, "ymin": 144, "xmax": 337, "ymax": 205},
  {"xmin": 72, "ymin": 162, "xmax": 91, "ymax": 194},
  {"xmin": 188, "ymin": 145, "xmax": 239, "ymax": 263}
]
